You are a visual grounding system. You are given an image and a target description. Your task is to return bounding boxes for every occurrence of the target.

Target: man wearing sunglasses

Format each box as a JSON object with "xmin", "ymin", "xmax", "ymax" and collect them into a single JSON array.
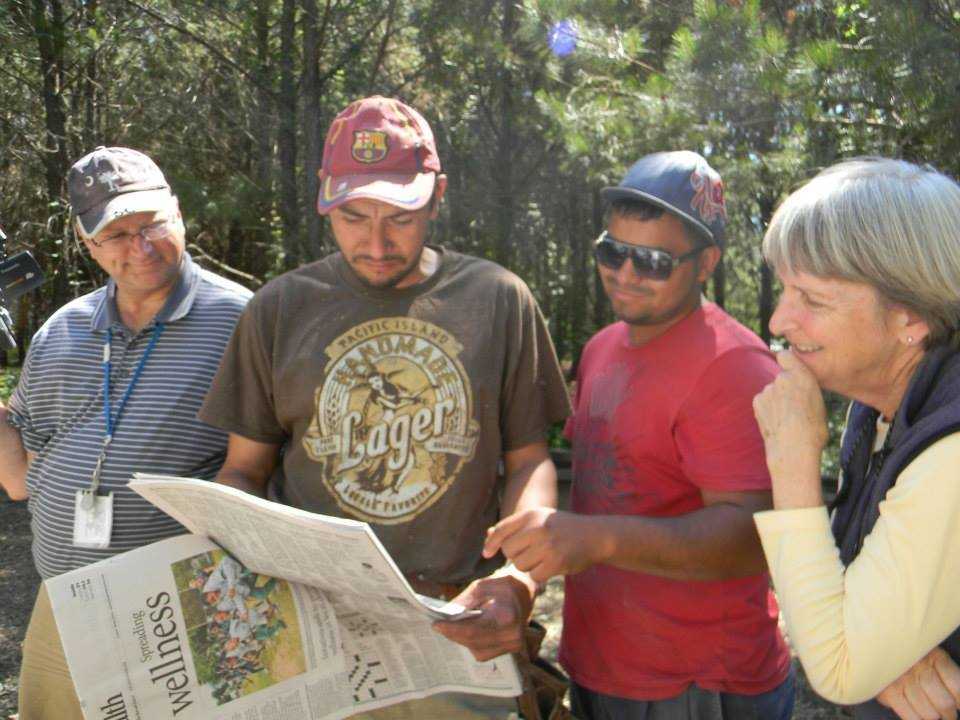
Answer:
[
  {"xmin": 486, "ymin": 152, "xmax": 795, "ymax": 719},
  {"xmin": 0, "ymin": 146, "xmax": 251, "ymax": 719}
]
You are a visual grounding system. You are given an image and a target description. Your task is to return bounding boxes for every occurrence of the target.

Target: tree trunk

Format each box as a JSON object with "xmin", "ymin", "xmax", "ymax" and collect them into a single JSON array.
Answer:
[
  {"xmin": 492, "ymin": 0, "xmax": 517, "ymax": 268},
  {"xmin": 758, "ymin": 193, "xmax": 776, "ymax": 343},
  {"xmin": 78, "ymin": 0, "xmax": 100, "ymax": 154},
  {"xmin": 250, "ymin": 0, "xmax": 274, "ymax": 278},
  {"xmin": 33, "ymin": 0, "xmax": 71, "ymax": 308},
  {"xmin": 712, "ymin": 255, "xmax": 726, "ymax": 309},
  {"xmin": 567, "ymin": 178, "xmax": 587, "ymax": 363},
  {"xmin": 591, "ymin": 187, "xmax": 608, "ymax": 335},
  {"xmin": 301, "ymin": 0, "xmax": 323, "ymax": 262},
  {"xmin": 278, "ymin": 0, "xmax": 300, "ymax": 269},
  {"xmin": 759, "ymin": 261, "xmax": 773, "ymax": 344}
]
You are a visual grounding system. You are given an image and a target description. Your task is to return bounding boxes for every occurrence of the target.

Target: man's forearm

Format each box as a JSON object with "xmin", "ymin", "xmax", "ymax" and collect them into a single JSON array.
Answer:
[
  {"xmin": 498, "ymin": 444, "xmax": 558, "ymax": 602},
  {"xmin": 430, "ymin": 447, "xmax": 557, "ymax": 659},
  {"xmin": 501, "ymin": 449, "xmax": 558, "ymax": 516},
  {"xmin": 0, "ymin": 406, "xmax": 29, "ymax": 500},
  {"xmin": 591, "ymin": 503, "xmax": 768, "ymax": 581},
  {"xmin": 215, "ymin": 467, "xmax": 269, "ymax": 498},
  {"xmin": 213, "ymin": 434, "xmax": 279, "ymax": 499}
]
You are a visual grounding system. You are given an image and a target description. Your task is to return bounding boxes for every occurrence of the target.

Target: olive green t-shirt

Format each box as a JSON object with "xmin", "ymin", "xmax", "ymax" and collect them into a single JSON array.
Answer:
[{"xmin": 200, "ymin": 247, "xmax": 570, "ymax": 584}]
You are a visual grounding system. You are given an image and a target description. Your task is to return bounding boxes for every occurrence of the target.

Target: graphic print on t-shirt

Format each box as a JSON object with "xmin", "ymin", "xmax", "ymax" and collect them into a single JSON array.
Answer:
[
  {"xmin": 302, "ymin": 317, "xmax": 480, "ymax": 524},
  {"xmin": 572, "ymin": 360, "xmax": 636, "ymax": 512}
]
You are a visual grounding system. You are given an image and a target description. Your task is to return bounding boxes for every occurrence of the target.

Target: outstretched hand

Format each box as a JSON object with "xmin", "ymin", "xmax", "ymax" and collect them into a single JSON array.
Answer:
[
  {"xmin": 431, "ymin": 575, "xmax": 533, "ymax": 662},
  {"xmin": 483, "ymin": 507, "xmax": 606, "ymax": 584}
]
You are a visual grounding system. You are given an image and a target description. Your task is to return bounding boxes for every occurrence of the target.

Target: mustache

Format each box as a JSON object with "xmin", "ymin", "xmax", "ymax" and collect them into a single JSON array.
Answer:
[
  {"xmin": 604, "ymin": 279, "xmax": 655, "ymax": 296},
  {"xmin": 353, "ymin": 254, "xmax": 405, "ymax": 263}
]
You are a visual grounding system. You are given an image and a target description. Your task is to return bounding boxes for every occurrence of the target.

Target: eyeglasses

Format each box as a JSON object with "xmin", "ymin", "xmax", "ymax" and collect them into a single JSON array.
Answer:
[
  {"xmin": 88, "ymin": 219, "xmax": 175, "ymax": 248},
  {"xmin": 594, "ymin": 231, "xmax": 704, "ymax": 281}
]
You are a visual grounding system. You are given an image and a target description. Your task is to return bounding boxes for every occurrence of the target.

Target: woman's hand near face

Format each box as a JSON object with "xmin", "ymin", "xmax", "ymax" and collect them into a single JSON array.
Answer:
[{"xmin": 753, "ymin": 350, "xmax": 830, "ymax": 509}]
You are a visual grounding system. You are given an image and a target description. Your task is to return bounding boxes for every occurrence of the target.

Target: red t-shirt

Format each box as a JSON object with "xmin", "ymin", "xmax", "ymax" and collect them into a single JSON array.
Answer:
[{"xmin": 560, "ymin": 303, "xmax": 790, "ymax": 700}]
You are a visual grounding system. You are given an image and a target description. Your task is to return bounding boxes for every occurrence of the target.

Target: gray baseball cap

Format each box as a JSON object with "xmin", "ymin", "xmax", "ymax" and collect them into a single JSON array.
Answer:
[
  {"xmin": 602, "ymin": 151, "xmax": 728, "ymax": 247},
  {"xmin": 68, "ymin": 146, "xmax": 172, "ymax": 238}
]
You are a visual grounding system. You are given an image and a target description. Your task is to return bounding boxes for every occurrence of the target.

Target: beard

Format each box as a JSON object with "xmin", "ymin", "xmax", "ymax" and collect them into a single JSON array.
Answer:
[
  {"xmin": 604, "ymin": 275, "xmax": 703, "ymax": 328},
  {"xmin": 347, "ymin": 249, "xmax": 423, "ymax": 289}
]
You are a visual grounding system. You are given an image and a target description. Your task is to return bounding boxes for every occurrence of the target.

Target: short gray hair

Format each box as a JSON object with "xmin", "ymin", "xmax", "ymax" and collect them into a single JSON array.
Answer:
[{"xmin": 763, "ymin": 157, "xmax": 960, "ymax": 348}]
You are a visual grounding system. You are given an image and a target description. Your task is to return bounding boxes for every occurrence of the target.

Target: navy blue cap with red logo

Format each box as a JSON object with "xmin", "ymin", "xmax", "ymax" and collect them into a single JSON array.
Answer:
[{"xmin": 602, "ymin": 151, "xmax": 728, "ymax": 247}]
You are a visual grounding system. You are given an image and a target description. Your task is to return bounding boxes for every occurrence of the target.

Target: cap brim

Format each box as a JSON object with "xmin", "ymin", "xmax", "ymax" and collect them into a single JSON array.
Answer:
[
  {"xmin": 601, "ymin": 186, "xmax": 720, "ymax": 245},
  {"xmin": 77, "ymin": 188, "xmax": 174, "ymax": 238},
  {"xmin": 317, "ymin": 172, "xmax": 436, "ymax": 215}
]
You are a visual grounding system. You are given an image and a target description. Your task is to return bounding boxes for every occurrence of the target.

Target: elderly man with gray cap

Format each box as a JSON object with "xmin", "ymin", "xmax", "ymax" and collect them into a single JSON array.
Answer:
[
  {"xmin": 485, "ymin": 152, "xmax": 796, "ymax": 719},
  {"xmin": 0, "ymin": 146, "xmax": 251, "ymax": 719}
]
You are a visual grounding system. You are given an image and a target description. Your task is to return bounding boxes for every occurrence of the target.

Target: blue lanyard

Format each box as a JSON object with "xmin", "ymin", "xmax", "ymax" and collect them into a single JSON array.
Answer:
[
  {"xmin": 103, "ymin": 322, "xmax": 165, "ymax": 438},
  {"xmin": 88, "ymin": 322, "xmax": 164, "ymax": 499}
]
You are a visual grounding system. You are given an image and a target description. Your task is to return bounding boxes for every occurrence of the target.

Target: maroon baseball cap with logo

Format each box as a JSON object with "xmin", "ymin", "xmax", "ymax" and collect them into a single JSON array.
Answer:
[{"xmin": 317, "ymin": 96, "xmax": 442, "ymax": 215}]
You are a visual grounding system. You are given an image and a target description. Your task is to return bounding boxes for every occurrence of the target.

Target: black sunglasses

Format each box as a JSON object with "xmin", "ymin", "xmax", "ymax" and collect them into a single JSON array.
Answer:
[{"xmin": 594, "ymin": 231, "xmax": 705, "ymax": 281}]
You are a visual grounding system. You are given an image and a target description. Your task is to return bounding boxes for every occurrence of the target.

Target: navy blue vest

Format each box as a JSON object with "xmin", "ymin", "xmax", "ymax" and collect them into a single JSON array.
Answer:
[{"xmin": 832, "ymin": 346, "xmax": 960, "ymax": 718}]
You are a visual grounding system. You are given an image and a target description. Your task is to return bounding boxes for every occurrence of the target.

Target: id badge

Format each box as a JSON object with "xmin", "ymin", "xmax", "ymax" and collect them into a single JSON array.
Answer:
[{"xmin": 73, "ymin": 490, "xmax": 114, "ymax": 548}]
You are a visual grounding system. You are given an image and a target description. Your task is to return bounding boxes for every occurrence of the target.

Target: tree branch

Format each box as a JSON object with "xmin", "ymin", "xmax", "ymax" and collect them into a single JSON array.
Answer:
[
  {"xmin": 188, "ymin": 240, "xmax": 263, "ymax": 287},
  {"xmin": 120, "ymin": 0, "xmax": 280, "ymax": 103}
]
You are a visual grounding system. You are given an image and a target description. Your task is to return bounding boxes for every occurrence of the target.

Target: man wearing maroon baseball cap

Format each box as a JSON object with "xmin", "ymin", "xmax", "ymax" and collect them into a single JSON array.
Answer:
[
  {"xmin": 317, "ymin": 96, "xmax": 442, "ymax": 215},
  {"xmin": 201, "ymin": 96, "xmax": 572, "ymax": 718}
]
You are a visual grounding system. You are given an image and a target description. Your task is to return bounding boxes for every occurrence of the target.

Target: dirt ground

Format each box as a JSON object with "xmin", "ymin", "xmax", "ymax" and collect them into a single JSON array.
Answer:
[
  {"xmin": 0, "ymin": 496, "xmax": 40, "ymax": 718},
  {"xmin": 0, "ymin": 494, "xmax": 842, "ymax": 719}
]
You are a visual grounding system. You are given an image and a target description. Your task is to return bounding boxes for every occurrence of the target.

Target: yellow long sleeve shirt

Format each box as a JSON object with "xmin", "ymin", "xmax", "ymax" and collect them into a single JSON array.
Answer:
[{"xmin": 754, "ymin": 433, "xmax": 960, "ymax": 704}]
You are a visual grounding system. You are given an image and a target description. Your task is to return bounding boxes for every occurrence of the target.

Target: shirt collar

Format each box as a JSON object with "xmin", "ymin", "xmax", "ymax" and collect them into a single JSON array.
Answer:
[{"xmin": 90, "ymin": 252, "xmax": 201, "ymax": 332}]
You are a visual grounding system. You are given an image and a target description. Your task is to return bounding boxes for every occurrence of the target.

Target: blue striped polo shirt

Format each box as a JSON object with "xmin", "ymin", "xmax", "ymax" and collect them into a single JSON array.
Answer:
[{"xmin": 8, "ymin": 253, "xmax": 251, "ymax": 578}]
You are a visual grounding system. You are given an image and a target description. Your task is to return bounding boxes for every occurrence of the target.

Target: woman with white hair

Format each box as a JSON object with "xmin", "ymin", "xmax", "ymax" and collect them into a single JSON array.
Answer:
[{"xmin": 752, "ymin": 157, "xmax": 960, "ymax": 719}]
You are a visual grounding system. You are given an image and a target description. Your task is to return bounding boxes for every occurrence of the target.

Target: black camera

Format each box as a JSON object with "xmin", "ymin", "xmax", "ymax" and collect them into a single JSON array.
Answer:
[{"xmin": 0, "ymin": 225, "xmax": 45, "ymax": 350}]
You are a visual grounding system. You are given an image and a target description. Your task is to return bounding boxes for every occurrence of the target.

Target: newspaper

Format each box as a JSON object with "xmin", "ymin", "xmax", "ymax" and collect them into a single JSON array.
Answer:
[{"xmin": 46, "ymin": 475, "xmax": 521, "ymax": 720}]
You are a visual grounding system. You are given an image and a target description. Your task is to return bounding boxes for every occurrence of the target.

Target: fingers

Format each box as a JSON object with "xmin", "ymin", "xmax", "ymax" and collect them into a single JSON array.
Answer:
[
  {"xmin": 775, "ymin": 352, "xmax": 814, "ymax": 390},
  {"xmin": 917, "ymin": 656, "xmax": 960, "ymax": 720},
  {"xmin": 932, "ymin": 648, "xmax": 960, "ymax": 707},
  {"xmin": 752, "ymin": 385, "xmax": 771, "ymax": 422},
  {"xmin": 753, "ymin": 354, "xmax": 828, "ymax": 435},
  {"xmin": 878, "ymin": 649, "xmax": 960, "ymax": 720},
  {"xmin": 777, "ymin": 348, "xmax": 802, "ymax": 371},
  {"xmin": 433, "ymin": 611, "xmax": 524, "ymax": 661},
  {"xmin": 776, "ymin": 348, "xmax": 815, "ymax": 381},
  {"xmin": 903, "ymin": 673, "xmax": 950, "ymax": 720},
  {"xmin": 879, "ymin": 686, "xmax": 922, "ymax": 720},
  {"xmin": 433, "ymin": 580, "xmax": 525, "ymax": 661},
  {"xmin": 448, "ymin": 581, "xmax": 485, "ymax": 612},
  {"xmin": 482, "ymin": 512, "xmax": 526, "ymax": 559},
  {"xmin": 509, "ymin": 543, "xmax": 556, "ymax": 584},
  {"xmin": 483, "ymin": 508, "xmax": 552, "ymax": 560},
  {"xmin": 434, "ymin": 627, "xmax": 523, "ymax": 661}
]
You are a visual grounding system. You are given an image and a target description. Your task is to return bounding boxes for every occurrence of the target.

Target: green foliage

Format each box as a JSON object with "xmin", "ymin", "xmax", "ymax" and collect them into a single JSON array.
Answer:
[
  {"xmin": 4, "ymin": 0, "xmax": 957, "ymax": 475},
  {"xmin": 803, "ymin": 39, "xmax": 840, "ymax": 69},
  {"xmin": 822, "ymin": 393, "xmax": 850, "ymax": 483},
  {"xmin": 0, "ymin": 370, "xmax": 21, "ymax": 403}
]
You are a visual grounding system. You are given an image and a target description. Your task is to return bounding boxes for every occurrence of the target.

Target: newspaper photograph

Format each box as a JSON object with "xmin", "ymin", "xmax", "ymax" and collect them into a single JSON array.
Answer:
[
  {"xmin": 46, "ymin": 478, "xmax": 521, "ymax": 720},
  {"xmin": 127, "ymin": 474, "xmax": 481, "ymax": 622}
]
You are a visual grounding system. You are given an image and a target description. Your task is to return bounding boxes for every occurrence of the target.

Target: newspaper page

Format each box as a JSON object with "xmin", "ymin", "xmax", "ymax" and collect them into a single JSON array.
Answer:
[
  {"xmin": 128, "ymin": 474, "xmax": 480, "ymax": 622},
  {"xmin": 46, "ymin": 477, "xmax": 521, "ymax": 720}
]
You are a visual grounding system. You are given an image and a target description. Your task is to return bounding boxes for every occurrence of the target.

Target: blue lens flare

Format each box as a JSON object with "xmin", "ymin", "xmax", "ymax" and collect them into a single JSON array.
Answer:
[{"xmin": 548, "ymin": 19, "xmax": 578, "ymax": 57}]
